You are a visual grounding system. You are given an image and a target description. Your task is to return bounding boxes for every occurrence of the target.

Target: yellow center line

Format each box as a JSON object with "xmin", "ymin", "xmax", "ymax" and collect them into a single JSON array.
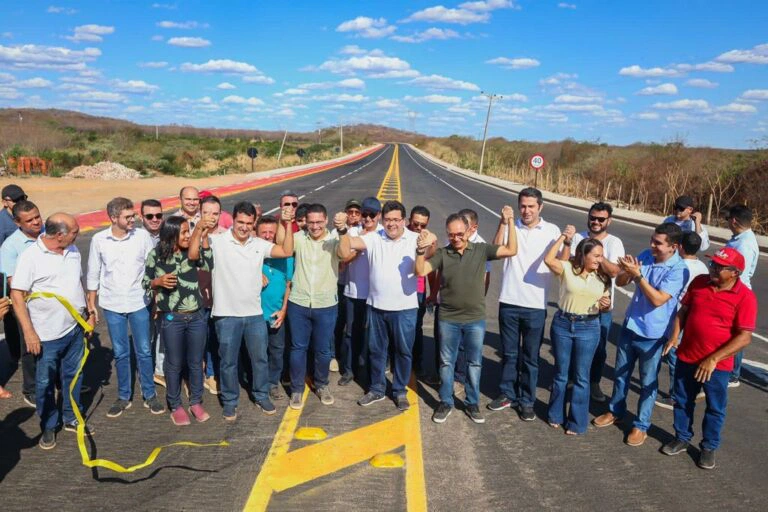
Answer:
[{"xmin": 376, "ymin": 144, "xmax": 402, "ymax": 202}]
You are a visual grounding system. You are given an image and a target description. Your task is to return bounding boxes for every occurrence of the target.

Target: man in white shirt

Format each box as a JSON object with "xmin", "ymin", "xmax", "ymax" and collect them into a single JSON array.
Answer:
[
  {"xmin": 339, "ymin": 200, "xmax": 424, "ymax": 412},
  {"xmin": 87, "ymin": 197, "xmax": 163, "ymax": 418},
  {"xmin": 205, "ymin": 202, "xmax": 294, "ymax": 420},
  {"xmin": 562, "ymin": 202, "xmax": 626, "ymax": 403},
  {"xmin": 140, "ymin": 199, "xmax": 163, "ymax": 247},
  {"xmin": 489, "ymin": 187, "xmax": 561, "ymax": 421},
  {"xmin": 11, "ymin": 213, "xmax": 96, "ymax": 450}
]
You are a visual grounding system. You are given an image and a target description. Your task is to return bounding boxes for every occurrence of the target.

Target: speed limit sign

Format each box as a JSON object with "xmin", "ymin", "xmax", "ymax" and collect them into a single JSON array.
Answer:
[{"xmin": 530, "ymin": 153, "xmax": 545, "ymax": 171}]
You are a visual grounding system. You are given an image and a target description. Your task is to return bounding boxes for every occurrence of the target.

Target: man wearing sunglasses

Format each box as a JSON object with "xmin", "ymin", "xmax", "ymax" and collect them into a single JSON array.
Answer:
[
  {"xmin": 279, "ymin": 190, "xmax": 301, "ymax": 233},
  {"xmin": 561, "ymin": 202, "xmax": 626, "ymax": 403},
  {"xmin": 140, "ymin": 199, "xmax": 166, "ymax": 386},
  {"xmin": 661, "ymin": 247, "xmax": 756, "ymax": 469},
  {"xmin": 663, "ymin": 195, "xmax": 710, "ymax": 251},
  {"xmin": 140, "ymin": 199, "xmax": 163, "ymax": 246},
  {"xmin": 407, "ymin": 205, "xmax": 432, "ymax": 379},
  {"xmin": 1, "ymin": 184, "xmax": 28, "ymax": 246}
]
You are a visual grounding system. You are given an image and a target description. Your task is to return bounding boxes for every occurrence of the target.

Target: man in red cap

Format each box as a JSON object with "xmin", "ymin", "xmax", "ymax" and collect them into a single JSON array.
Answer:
[{"xmin": 661, "ymin": 247, "xmax": 757, "ymax": 470}]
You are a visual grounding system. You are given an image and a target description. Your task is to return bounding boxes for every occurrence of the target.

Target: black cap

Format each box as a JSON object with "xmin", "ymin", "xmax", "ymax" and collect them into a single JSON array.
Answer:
[
  {"xmin": 345, "ymin": 198, "xmax": 362, "ymax": 210},
  {"xmin": 674, "ymin": 195, "xmax": 694, "ymax": 209},
  {"xmin": 2, "ymin": 184, "xmax": 26, "ymax": 202},
  {"xmin": 361, "ymin": 197, "xmax": 381, "ymax": 213}
]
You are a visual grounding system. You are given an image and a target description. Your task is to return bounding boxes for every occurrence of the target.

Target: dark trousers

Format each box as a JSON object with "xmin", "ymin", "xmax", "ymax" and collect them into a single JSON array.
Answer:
[
  {"xmin": 412, "ymin": 292, "xmax": 427, "ymax": 372},
  {"xmin": 340, "ymin": 296, "xmax": 368, "ymax": 380},
  {"xmin": 3, "ymin": 307, "xmax": 36, "ymax": 396}
]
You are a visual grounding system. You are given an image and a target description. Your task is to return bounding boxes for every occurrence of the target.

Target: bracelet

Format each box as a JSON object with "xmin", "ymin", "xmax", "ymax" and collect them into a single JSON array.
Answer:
[
  {"xmin": 337, "ymin": 228, "xmax": 348, "ymax": 235},
  {"xmin": 416, "ymin": 249, "xmax": 426, "ymax": 255},
  {"xmin": 563, "ymin": 240, "xmax": 572, "ymax": 247}
]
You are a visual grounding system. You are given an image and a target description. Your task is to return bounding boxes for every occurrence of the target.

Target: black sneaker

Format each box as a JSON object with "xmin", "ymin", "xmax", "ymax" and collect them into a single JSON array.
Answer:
[
  {"xmin": 698, "ymin": 448, "xmax": 716, "ymax": 470},
  {"xmin": 23, "ymin": 394, "xmax": 36, "ymax": 407},
  {"xmin": 144, "ymin": 396, "xmax": 166, "ymax": 415},
  {"xmin": 661, "ymin": 439, "xmax": 689, "ymax": 456},
  {"xmin": 269, "ymin": 385, "xmax": 286, "ymax": 401},
  {"xmin": 465, "ymin": 404, "xmax": 485, "ymax": 424},
  {"xmin": 255, "ymin": 399, "xmax": 277, "ymax": 415},
  {"xmin": 63, "ymin": 421, "xmax": 95, "ymax": 436},
  {"xmin": 106, "ymin": 399, "xmax": 132, "ymax": 418},
  {"xmin": 655, "ymin": 396, "xmax": 676, "ymax": 410},
  {"xmin": 395, "ymin": 394, "xmax": 410, "ymax": 412},
  {"xmin": 358, "ymin": 392, "xmax": 385, "ymax": 407},
  {"xmin": 519, "ymin": 405, "xmax": 536, "ymax": 421},
  {"xmin": 338, "ymin": 374, "xmax": 354, "ymax": 386},
  {"xmin": 39, "ymin": 429, "xmax": 56, "ymax": 450},
  {"xmin": 487, "ymin": 395, "xmax": 513, "ymax": 411},
  {"xmin": 432, "ymin": 402, "xmax": 452, "ymax": 423}
]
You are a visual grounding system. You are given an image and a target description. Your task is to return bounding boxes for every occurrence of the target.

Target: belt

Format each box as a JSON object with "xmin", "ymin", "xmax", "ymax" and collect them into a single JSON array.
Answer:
[{"xmin": 558, "ymin": 310, "xmax": 599, "ymax": 322}]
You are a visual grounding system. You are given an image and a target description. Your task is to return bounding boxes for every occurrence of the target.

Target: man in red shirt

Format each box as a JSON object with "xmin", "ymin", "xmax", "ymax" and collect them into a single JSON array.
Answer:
[{"xmin": 661, "ymin": 247, "xmax": 757, "ymax": 470}]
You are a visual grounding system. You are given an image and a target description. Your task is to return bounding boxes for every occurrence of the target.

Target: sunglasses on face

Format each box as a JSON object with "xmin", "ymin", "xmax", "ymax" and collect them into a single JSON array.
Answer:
[
  {"xmin": 588, "ymin": 215, "xmax": 609, "ymax": 223},
  {"xmin": 4, "ymin": 195, "xmax": 27, "ymax": 202},
  {"xmin": 674, "ymin": 205, "xmax": 688, "ymax": 212},
  {"xmin": 283, "ymin": 201, "xmax": 299, "ymax": 208},
  {"xmin": 361, "ymin": 211, "xmax": 378, "ymax": 219},
  {"xmin": 708, "ymin": 261, "xmax": 735, "ymax": 272},
  {"xmin": 144, "ymin": 213, "xmax": 163, "ymax": 220},
  {"xmin": 410, "ymin": 221, "xmax": 428, "ymax": 229}
]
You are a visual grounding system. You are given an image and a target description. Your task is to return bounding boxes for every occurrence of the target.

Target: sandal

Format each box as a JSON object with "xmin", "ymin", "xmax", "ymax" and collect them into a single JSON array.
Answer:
[
  {"xmin": 549, "ymin": 422, "xmax": 560, "ymax": 429},
  {"xmin": 565, "ymin": 430, "xmax": 579, "ymax": 436},
  {"xmin": 0, "ymin": 386, "xmax": 12, "ymax": 399}
]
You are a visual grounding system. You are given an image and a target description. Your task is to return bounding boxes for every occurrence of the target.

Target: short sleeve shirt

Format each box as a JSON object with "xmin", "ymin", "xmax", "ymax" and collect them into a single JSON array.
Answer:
[
  {"xmin": 726, "ymin": 230, "xmax": 759, "ymax": 289},
  {"xmin": 0, "ymin": 229, "xmax": 36, "ymax": 277},
  {"xmin": 571, "ymin": 231, "xmax": 625, "ymax": 309},
  {"xmin": 361, "ymin": 228, "xmax": 419, "ymax": 311},
  {"xmin": 677, "ymin": 275, "xmax": 757, "ymax": 371},
  {"xmin": 262, "ymin": 257, "xmax": 294, "ymax": 322},
  {"xmin": 143, "ymin": 248, "xmax": 213, "ymax": 313},
  {"xmin": 556, "ymin": 260, "xmax": 610, "ymax": 315},
  {"xmin": 427, "ymin": 242, "xmax": 500, "ymax": 323},
  {"xmin": 289, "ymin": 230, "xmax": 340, "ymax": 308}
]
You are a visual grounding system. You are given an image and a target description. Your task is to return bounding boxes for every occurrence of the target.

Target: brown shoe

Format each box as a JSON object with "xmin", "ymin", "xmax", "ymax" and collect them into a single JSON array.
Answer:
[
  {"xmin": 626, "ymin": 427, "xmax": 647, "ymax": 446},
  {"xmin": 592, "ymin": 412, "xmax": 618, "ymax": 428},
  {"xmin": 153, "ymin": 374, "xmax": 166, "ymax": 388}
]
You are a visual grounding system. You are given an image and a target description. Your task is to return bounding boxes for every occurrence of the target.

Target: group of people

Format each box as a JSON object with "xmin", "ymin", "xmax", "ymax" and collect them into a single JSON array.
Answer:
[{"xmin": 0, "ymin": 182, "xmax": 759, "ymax": 471}]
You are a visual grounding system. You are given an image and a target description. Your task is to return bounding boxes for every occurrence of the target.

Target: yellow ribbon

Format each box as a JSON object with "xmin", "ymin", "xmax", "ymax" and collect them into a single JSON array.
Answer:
[{"xmin": 27, "ymin": 292, "xmax": 228, "ymax": 473}]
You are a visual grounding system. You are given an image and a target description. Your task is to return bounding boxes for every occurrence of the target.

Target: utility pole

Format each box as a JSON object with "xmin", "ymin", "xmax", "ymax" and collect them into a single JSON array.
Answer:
[
  {"xmin": 155, "ymin": 125, "xmax": 159, "ymax": 140},
  {"xmin": 478, "ymin": 91, "xmax": 501, "ymax": 175},
  {"xmin": 316, "ymin": 121, "xmax": 322, "ymax": 144},
  {"xmin": 277, "ymin": 129, "xmax": 288, "ymax": 162}
]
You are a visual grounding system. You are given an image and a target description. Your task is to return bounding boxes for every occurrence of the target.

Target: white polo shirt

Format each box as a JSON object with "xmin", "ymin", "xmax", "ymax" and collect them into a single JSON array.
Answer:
[
  {"xmin": 572, "ymin": 231, "xmax": 626, "ymax": 309},
  {"xmin": 499, "ymin": 218, "xmax": 561, "ymax": 310},
  {"xmin": 210, "ymin": 230, "xmax": 275, "ymax": 317},
  {"xmin": 87, "ymin": 227, "xmax": 154, "ymax": 313},
  {"xmin": 344, "ymin": 224, "xmax": 382, "ymax": 300},
  {"xmin": 12, "ymin": 237, "xmax": 87, "ymax": 341},
  {"xmin": 361, "ymin": 228, "xmax": 419, "ymax": 311}
]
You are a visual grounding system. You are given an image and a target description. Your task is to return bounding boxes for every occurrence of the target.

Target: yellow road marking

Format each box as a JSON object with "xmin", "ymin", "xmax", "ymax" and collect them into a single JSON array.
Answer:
[{"xmin": 376, "ymin": 143, "xmax": 401, "ymax": 202}]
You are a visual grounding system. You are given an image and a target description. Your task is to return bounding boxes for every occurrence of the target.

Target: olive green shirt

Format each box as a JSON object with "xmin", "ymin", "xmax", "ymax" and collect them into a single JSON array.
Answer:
[
  {"xmin": 428, "ymin": 241, "xmax": 500, "ymax": 323},
  {"xmin": 289, "ymin": 230, "xmax": 340, "ymax": 308}
]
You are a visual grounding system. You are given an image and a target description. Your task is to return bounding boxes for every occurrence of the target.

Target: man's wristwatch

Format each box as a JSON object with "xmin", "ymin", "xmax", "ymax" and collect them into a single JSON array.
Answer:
[
  {"xmin": 633, "ymin": 275, "xmax": 643, "ymax": 284},
  {"xmin": 416, "ymin": 248, "xmax": 426, "ymax": 255},
  {"xmin": 337, "ymin": 228, "xmax": 348, "ymax": 235}
]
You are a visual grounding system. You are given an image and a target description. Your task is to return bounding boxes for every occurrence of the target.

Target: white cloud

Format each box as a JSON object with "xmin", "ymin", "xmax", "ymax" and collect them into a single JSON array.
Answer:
[
  {"xmin": 168, "ymin": 36, "xmax": 211, "ymax": 47},
  {"xmin": 317, "ymin": 53, "xmax": 415, "ymax": 77},
  {"xmin": 375, "ymin": 99, "xmax": 400, "ymax": 108},
  {"xmin": 717, "ymin": 102, "xmax": 757, "ymax": 113},
  {"xmin": 280, "ymin": 88, "xmax": 309, "ymax": 95},
  {"xmin": 459, "ymin": 0, "xmax": 518, "ymax": 11},
  {"xmin": 339, "ymin": 45, "xmax": 367, "ymax": 55},
  {"xmin": 619, "ymin": 65, "xmax": 681, "ymax": 77},
  {"xmin": 368, "ymin": 69, "xmax": 420, "ymax": 79},
  {"xmin": 553, "ymin": 94, "xmax": 600, "ymax": 103},
  {"xmin": 0, "ymin": 44, "xmax": 100, "ymax": 71},
  {"xmin": 56, "ymin": 82, "xmax": 91, "ymax": 91},
  {"xmin": 242, "ymin": 74, "xmax": 275, "ymax": 84},
  {"xmin": 275, "ymin": 108, "xmax": 296, "ymax": 117},
  {"xmin": 652, "ymin": 99, "xmax": 709, "ymax": 110},
  {"xmin": 740, "ymin": 89, "xmax": 768, "ymax": 100},
  {"xmin": 686, "ymin": 78, "xmax": 718, "ymax": 89},
  {"xmin": 558, "ymin": 2, "xmax": 577, "ymax": 8},
  {"xmin": 124, "ymin": 105, "xmax": 145, "ymax": 112},
  {"xmin": 138, "ymin": 61, "xmax": 168, "ymax": 69},
  {"xmin": 216, "ymin": 82, "xmax": 236, "ymax": 90},
  {"xmin": 538, "ymin": 72, "xmax": 577, "ymax": 86},
  {"xmin": 499, "ymin": 93, "xmax": 528, "ymax": 102},
  {"xmin": 486, "ymin": 56, "xmax": 540, "ymax": 69},
  {"xmin": 336, "ymin": 17, "xmax": 396, "ymax": 39},
  {"xmin": 157, "ymin": 20, "xmax": 209, "ymax": 29},
  {"xmin": 402, "ymin": 6, "xmax": 490, "ymax": 24},
  {"xmin": 337, "ymin": 78, "xmax": 366, "ymax": 89},
  {"xmin": 222, "ymin": 95, "xmax": 264, "ymax": 106},
  {"xmin": 406, "ymin": 74, "xmax": 480, "ymax": 91},
  {"xmin": 675, "ymin": 61, "xmax": 734, "ymax": 73},
  {"xmin": 47, "ymin": 6, "xmax": 77, "ymax": 14},
  {"xmin": 113, "ymin": 79, "xmax": 159, "ymax": 93},
  {"xmin": 545, "ymin": 103, "xmax": 603, "ymax": 112},
  {"xmin": 404, "ymin": 94, "xmax": 462, "ymax": 104},
  {"xmin": 66, "ymin": 24, "xmax": 115, "ymax": 43},
  {"xmin": 69, "ymin": 90, "xmax": 126, "ymax": 102},
  {"xmin": 633, "ymin": 112, "xmax": 660, "ymax": 120},
  {"xmin": 1, "ymin": 32, "xmax": 12, "ymax": 39},
  {"xmin": 391, "ymin": 27, "xmax": 460, "ymax": 43},
  {"xmin": 297, "ymin": 78, "xmax": 366, "ymax": 91},
  {"xmin": 14, "ymin": 77, "xmax": 52, "ymax": 88},
  {"xmin": 181, "ymin": 59, "xmax": 258, "ymax": 73},
  {"xmin": 716, "ymin": 43, "xmax": 768, "ymax": 65},
  {"xmin": 0, "ymin": 86, "xmax": 21, "ymax": 99},
  {"xmin": 311, "ymin": 93, "xmax": 368, "ymax": 102},
  {"xmin": 637, "ymin": 83, "xmax": 678, "ymax": 95},
  {"xmin": 0, "ymin": 72, "xmax": 14, "ymax": 82}
]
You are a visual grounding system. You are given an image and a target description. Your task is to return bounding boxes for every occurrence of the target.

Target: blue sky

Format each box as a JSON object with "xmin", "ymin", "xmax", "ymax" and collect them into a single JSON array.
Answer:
[{"xmin": 1, "ymin": 1, "xmax": 766, "ymax": 148}]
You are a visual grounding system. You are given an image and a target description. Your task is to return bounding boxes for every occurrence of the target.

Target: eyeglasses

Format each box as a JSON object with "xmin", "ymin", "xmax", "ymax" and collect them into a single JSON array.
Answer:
[
  {"xmin": 674, "ymin": 205, "xmax": 687, "ymax": 212},
  {"xmin": 447, "ymin": 232, "xmax": 466, "ymax": 239},
  {"xmin": 410, "ymin": 221, "xmax": 428, "ymax": 229},
  {"xmin": 588, "ymin": 215, "xmax": 609, "ymax": 223},
  {"xmin": 282, "ymin": 201, "xmax": 299, "ymax": 208},
  {"xmin": 144, "ymin": 213, "xmax": 163, "ymax": 220},
  {"xmin": 383, "ymin": 217, "xmax": 403, "ymax": 224},
  {"xmin": 361, "ymin": 211, "xmax": 378, "ymax": 219}
]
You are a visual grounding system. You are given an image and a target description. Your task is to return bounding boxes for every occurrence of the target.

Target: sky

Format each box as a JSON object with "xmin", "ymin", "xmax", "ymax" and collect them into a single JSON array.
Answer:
[{"xmin": 0, "ymin": 1, "xmax": 766, "ymax": 148}]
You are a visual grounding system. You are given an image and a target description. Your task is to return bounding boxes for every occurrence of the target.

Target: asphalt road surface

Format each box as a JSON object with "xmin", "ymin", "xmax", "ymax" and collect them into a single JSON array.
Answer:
[{"xmin": 0, "ymin": 143, "xmax": 765, "ymax": 511}]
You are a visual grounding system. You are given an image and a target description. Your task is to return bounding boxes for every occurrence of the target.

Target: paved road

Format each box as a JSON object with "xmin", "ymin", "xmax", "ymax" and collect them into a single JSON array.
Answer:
[{"xmin": 0, "ymin": 143, "xmax": 765, "ymax": 511}]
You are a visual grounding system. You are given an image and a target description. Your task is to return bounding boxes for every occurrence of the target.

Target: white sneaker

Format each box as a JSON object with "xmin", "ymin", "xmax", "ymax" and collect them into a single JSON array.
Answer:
[{"xmin": 329, "ymin": 358, "xmax": 339, "ymax": 372}]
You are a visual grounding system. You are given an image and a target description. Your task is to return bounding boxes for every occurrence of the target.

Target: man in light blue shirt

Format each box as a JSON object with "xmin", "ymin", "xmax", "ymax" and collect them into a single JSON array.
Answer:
[
  {"xmin": 593, "ymin": 223, "xmax": 687, "ymax": 447},
  {"xmin": 724, "ymin": 204, "xmax": 759, "ymax": 385}
]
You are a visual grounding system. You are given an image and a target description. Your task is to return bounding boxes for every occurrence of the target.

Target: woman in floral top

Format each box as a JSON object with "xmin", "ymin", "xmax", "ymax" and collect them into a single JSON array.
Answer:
[{"xmin": 144, "ymin": 215, "xmax": 215, "ymax": 426}]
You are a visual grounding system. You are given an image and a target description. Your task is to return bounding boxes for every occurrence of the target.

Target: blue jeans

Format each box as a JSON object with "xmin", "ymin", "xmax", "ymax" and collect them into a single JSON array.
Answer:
[
  {"xmin": 368, "ymin": 306, "xmax": 417, "ymax": 397},
  {"xmin": 216, "ymin": 315, "xmax": 269, "ymax": 407},
  {"xmin": 287, "ymin": 302, "xmax": 337, "ymax": 394},
  {"xmin": 103, "ymin": 307, "xmax": 155, "ymax": 401},
  {"xmin": 673, "ymin": 360, "xmax": 729, "ymax": 450},
  {"xmin": 608, "ymin": 325, "xmax": 665, "ymax": 431},
  {"xmin": 498, "ymin": 303, "xmax": 547, "ymax": 407},
  {"xmin": 36, "ymin": 325, "xmax": 84, "ymax": 431},
  {"xmin": 340, "ymin": 296, "xmax": 368, "ymax": 379},
  {"xmin": 589, "ymin": 311, "xmax": 613, "ymax": 385},
  {"xmin": 161, "ymin": 310, "xmax": 207, "ymax": 410},
  {"xmin": 548, "ymin": 312, "xmax": 600, "ymax": 433},
  {"xmin": 267, "ymin": 322, "xmax": 286, "ymax": 388},
  {"xmin": 438, "ymin": 319, "xmax": 486, "ymax": 406},
  {"xmin": 731, "ymin": 351, "xmax": 743, "ymax": 381}
]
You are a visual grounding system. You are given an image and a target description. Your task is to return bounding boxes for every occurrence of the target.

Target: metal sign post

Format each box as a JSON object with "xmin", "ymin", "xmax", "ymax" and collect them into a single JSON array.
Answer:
[
  {"xmin": 530, "ymin": 153, "xmax": 545, "ymax": 188},
  {"xmin": 247, "ymin": 147, "xmax": 258, "ymax": 172}
]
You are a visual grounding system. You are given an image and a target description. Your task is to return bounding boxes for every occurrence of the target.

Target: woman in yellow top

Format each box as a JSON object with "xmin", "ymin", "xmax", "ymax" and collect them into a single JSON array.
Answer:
[{"xmin": 544, "ymin": 227, "xmax": 611, "ymax": 435}]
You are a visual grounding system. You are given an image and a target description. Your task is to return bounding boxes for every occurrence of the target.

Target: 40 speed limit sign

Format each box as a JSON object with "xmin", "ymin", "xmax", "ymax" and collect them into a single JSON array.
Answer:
[{"xmin": 530, "ymin": 153, "xmax": 545, "ymax": 171}]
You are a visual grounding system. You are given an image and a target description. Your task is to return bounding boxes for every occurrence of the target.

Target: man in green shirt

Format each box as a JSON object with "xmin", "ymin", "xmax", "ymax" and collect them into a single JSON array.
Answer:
[{"xmin": 416, "ymin": 206, "xmax": 517, "ymax": 424}]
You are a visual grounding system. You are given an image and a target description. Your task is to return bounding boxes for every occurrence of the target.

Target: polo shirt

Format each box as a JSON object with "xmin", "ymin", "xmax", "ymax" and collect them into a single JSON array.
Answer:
[
  {"xmin": 556, "ymin": 260, "xmax": 610, "ymax": 315},
  {"xmin": 571, "ymin": 231, "xmax": 625, "ymax": 309},
  {"xmin": 262, "ymin": 256, "xmax": 294, "ymax": 322},
  {"xmin": 663, "ymin": 216, "xmax": 710, "ymax": 251},
  {"xmin": 0, "ymin": 228, "xmax": 37, "ymax": 277},
  {"xmin": 289, "ymin": 230, "xmax": 340, "ymax": 308},
  {"xmin": 725, "ymin": 229, "xmax": 759, "ymax": 289},
  {"xmin": 344, "ymin": 224, "xmax": 381, "ymax": 300},
  {"xmin": 0, "ymin": 209, "xmax": 17, "ymax": 247},
  {"xmin": 87, "ymin": 227, "xmax": 154, "ymax": 313},
  {"xmin": 427, "ymin": 241, "xmax": 499, "ymax": 323},
  {"xmin": 624, "ymin": 249, "xmax": 687, "ymax": 339},
  {"xmin": 361, "ymin": 228, "xmax": 419, "ymax": 311},
  {"xmin": 209, "ymin": 230, "xmax": 275, "ymax": 317},
  {"xmin": 677, "ymin": 275, "xmax": 757, "ymax": 372},
  {"xmin": 499, "ymin": 218, "xmax": 561, "ymax": 310},
  {"xmin": 12, "ymin": 237, "xmax": 86, "ymax": 341}
]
